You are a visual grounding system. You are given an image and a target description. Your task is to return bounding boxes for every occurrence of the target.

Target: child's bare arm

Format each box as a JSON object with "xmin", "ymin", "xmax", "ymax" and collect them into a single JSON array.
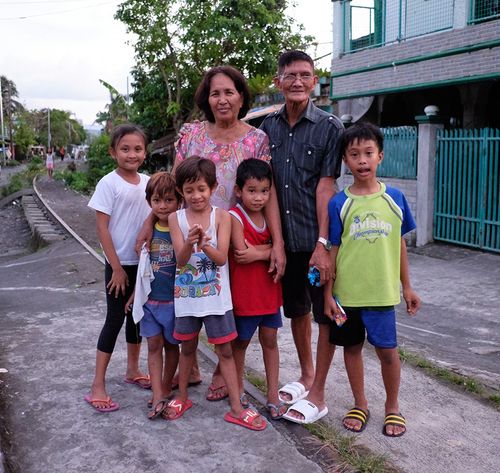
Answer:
[
  {"xmin": 230, "ymin": 214, "xmax": 246, "ymax": 251},
  {"xmin": 231, "ymin": 213, "xmax": 271, "ymax": 264},
  {"xmin": 125, "ymin": 290, "xmax": 135, "ymax": 314},
  {"xmin": 201, "ymin": 209, "xmax": 231, "ymax": 266},
  {"xmin": 134, "ymin": 211, "xmax": 156, "ymax": 254},
  {"xmin": 96, "ymin": 211, "xmax": 128, "ymax": 297},
  {"xmin": 323, "ymin": 246, "xmax": 340, "ymax": 320},
  {"xmin": 400, "ymin": 237, "xmax": 420, "ymax": 316},
  {"xmin": 168, "ymin": 212, "xmax": 198, "ymax": 266}
]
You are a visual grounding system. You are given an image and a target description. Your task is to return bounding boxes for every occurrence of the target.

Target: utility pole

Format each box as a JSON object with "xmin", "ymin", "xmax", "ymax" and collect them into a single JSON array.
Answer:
[
  {"xmin": 47, "ymin": 108, "xmax": 51, "ymax": 150},
  {"xmin": 0, "ymin": 85, "xmax": 5, "ymax": 165}
]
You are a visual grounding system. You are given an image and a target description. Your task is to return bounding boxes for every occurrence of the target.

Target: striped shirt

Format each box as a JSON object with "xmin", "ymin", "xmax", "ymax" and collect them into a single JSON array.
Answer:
[{"xmin": 260, "ymin": 100, "xmax": 344, "ymax": 252}]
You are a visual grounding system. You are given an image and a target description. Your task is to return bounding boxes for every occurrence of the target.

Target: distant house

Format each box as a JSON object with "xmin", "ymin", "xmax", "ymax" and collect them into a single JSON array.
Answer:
[{"xmin": 330, "ymin": 0, "xmax": 500, "ymax": 128}]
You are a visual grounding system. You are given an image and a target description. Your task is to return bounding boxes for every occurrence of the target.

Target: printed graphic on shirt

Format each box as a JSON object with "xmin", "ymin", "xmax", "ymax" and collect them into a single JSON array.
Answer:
[
  {"xmin": 175, "ymin": 253, "xmax": 222, "ymax": 299},
  {"xmin": 150, "ymin": 237, "xmax": 175, "ymax": 274},
  {"xmin": 349, "ymin": 211, "xmax": 394, "ymax": 244}
]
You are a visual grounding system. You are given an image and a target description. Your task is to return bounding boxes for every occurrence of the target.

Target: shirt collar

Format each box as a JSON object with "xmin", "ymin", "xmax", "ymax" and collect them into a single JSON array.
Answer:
[{"xmin": 277, "ymin": 99, "xmax": 320, "ymax": 125}]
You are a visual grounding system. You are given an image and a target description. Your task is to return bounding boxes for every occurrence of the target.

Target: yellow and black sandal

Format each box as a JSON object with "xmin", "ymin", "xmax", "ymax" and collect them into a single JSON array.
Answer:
[
  {"xmin": 342, "ymin": 407, "xmax": 370, "ymax": 432},
  {"xmin": 382, "ymin": 413, "xmax": 406, "ymax": 437}
]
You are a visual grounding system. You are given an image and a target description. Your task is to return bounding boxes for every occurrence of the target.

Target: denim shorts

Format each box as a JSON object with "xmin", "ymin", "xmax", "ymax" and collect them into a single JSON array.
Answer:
[
  {"xmin": 140, "ymin": 300, "xmax": 179, "ymax": 345},
  {"xmin": 234, "ymin": 311, "xmax": 283, "ymax": 341},
  {"xmin": 329, "ymin": 306, "xmax": 397, "ymax": 349}
]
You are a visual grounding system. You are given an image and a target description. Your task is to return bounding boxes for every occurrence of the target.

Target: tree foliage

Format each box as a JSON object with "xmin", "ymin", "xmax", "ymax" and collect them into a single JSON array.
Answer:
[
  {"xmin": 115, "ymin": 0, "xmax": 313, "ymax": 132},
  {"xmin": 27, "ymin": 109, "xmax": 86, "ymax": 149},
  {"xmin": 96, "ymin": 79, "xmax": 130, "ymax": 130}
]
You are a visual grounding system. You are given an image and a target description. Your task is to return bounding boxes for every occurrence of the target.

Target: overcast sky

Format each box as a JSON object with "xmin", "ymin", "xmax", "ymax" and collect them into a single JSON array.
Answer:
[{"xmin": 0, "ymin": 0, "xmax": 333, "ymax": 126}]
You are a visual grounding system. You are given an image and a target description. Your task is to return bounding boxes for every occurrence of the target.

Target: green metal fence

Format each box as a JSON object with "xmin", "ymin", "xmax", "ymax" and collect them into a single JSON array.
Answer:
[
  {"xmin": 434, "ymin": 128, "xmax": 500, "ymax": 252},
  {"xmin": 469, "ymin": 0, "xmax": 500, "ymax": 24},
  {"xmin": 378, "ymin": 126, "xmax": 417, "ymax": 179}
]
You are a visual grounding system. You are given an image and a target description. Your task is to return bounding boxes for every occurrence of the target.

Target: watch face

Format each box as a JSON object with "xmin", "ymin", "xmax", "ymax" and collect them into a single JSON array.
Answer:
[{"xmin": 319, "ymin": 237, "xmax": 331, "ymax": 250}]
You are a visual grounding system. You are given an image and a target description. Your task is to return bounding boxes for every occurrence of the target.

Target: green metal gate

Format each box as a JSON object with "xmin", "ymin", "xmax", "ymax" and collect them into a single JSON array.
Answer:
[{"xmin": 434, "ymin": 128, "xmax": 500, "ymax": 252}]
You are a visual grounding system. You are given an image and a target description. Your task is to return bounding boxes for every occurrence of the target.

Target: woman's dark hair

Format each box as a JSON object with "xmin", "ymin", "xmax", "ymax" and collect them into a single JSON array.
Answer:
[
  {"xmin": 340, "ymin": 122, "xmax": 384, "ymax": 156},
  {"xmin": 145, "ymin": 171, "xmax": 181, "ymax": 204},
  {"xmin": 235, "ymin": 158, "xmax": 273, "ymax": 189},
  {"xmin": 110, "ymin": 123, "xmax": 148, "ymax": 150},
  {"xmin": 175, "ymin": 156, "xmax": 217, "ymax": 190},
  {"xmin": 194, "ymin": 66, "xmax": 251, "ymax": 123}
]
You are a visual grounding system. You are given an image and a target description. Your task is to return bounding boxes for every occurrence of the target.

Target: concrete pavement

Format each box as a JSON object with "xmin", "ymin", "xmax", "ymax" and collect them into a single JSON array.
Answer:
[{"xmin": 1, "ymin": 175, "xmax": 499, "ymax": 472}]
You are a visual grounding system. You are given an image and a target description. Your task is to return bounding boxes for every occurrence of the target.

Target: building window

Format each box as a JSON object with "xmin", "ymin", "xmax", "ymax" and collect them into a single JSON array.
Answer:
[
  {"xmin": 342, "ymin": 0, "xmax": 455, "ymax": 54},
  {"xmin": 469, "ymin": 0, "xmax": 500, "ymax": 24}
]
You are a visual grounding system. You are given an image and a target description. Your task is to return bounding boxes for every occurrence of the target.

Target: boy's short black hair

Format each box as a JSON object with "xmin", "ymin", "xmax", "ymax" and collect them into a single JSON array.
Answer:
[
  {"xmin": 340, "ymin": 122, "xmax": 384, "ymax": 157},
  {"xmin": 277, "ymin": 50, "xmax": 314, "ymax": 75},
  {"xmin": 175, "ymin": 156, "xmax": 217, "ymax": 190},
  {"xmin": 235, "ymin": 158, "xmax": 273, "ymax": 189},
  {"xmin": 145, "ymin": 171, "xmax": 181, "ymax": 204}
]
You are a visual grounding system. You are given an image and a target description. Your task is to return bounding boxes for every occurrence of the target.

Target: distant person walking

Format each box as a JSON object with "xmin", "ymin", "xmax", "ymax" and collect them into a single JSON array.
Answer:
[
  {"xmin": 84, "ymin": 123, "xmax": 151, "ymax": 413},
  {"xmin": 45, "ymin": 148, "xmax": 54, "ymax": 179},
  {"xmin": 59, "ymin": 146, "xmax": 65, "ymax": 161}
]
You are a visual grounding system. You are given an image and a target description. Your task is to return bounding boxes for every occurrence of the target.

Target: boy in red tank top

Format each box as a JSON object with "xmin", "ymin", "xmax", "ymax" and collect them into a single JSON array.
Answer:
[{"xmin": 229, "ymin": 158, "xmax": 286, "ymax": 420}]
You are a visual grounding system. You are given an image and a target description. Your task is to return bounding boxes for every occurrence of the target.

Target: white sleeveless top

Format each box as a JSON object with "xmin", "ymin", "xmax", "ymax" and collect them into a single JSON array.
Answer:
[{"xmin": 174, "ymin": 207, "xmax": 232, "ymax": 317}]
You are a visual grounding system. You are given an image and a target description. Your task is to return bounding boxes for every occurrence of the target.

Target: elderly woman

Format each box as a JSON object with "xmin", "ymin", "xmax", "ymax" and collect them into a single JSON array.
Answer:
[
  {"xmin": 174, "ymin": 66, "xmax": 285, "ymax": 401},
  {"xmin": 137, "ymin": 66, "xmax": 285, "ymax": 402}
]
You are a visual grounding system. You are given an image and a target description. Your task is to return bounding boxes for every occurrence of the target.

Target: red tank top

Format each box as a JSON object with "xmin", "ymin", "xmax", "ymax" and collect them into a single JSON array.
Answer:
[{"xmin": 228, "ymin": 204, "xmax": 282, "ymax": 316}]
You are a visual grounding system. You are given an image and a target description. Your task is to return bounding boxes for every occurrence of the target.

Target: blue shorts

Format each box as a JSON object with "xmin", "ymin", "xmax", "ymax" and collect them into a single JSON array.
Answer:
[
  {"xmin": 329, "ymin": 306, "xmax": 397, "ymax": 349},
  {"xmin": 140, "ymin": 300, "xmax": 180, "ymax": 345},
  {"xmin": 174, "ymin": 310, "xmax": 237, "ymax": 345},
  {"xmin": 234, "ymin": 311, "xmax": 283, "ymax": 341}
]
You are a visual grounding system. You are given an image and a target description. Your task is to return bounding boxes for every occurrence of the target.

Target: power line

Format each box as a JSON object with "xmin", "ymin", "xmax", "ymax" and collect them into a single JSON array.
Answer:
[{"xmin": 0, "ymin": 0, "xmax": 116, "ymax": 20}]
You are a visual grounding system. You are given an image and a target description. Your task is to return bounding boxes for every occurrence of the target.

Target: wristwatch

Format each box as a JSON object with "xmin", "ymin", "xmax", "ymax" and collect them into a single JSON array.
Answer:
[{"xmin": 317, "ymin": 237, "xmax": 332, "ymax": 251}]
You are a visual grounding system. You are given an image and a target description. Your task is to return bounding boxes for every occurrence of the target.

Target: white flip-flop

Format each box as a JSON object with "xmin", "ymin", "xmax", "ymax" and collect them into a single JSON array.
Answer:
[
  {"xmin": 278, "ymin": 381, "xmax": 309, "ymax": 405},
  {"xmin": 282, "ymin": 399, "xmax": 328, "ymax": 424}
]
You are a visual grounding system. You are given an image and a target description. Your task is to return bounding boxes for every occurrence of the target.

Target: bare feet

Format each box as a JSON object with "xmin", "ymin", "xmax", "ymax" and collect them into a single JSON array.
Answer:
[
  {"xmin": 343, "ymin": 407, "xmax": 370, "ymax": 432},
  {"xmin": 206, "ymin": 383, "xmax": 229, "ymax": 401}
]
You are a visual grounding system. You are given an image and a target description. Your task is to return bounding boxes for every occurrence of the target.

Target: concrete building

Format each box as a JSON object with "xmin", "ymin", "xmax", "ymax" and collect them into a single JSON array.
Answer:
[{"xmin": 330, "ymin": 0, "xmax": 500, "ymax": 128}]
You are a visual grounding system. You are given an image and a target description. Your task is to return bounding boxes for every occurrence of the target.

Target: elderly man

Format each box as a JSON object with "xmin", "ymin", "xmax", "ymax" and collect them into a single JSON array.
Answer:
[{"xmin": 260, "ymin": 50, "xmax": 343, "ymax": 423}]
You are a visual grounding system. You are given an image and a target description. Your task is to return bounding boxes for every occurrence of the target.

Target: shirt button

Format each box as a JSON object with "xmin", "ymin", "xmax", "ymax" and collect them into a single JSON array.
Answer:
[
  {"xmin": 289, "ymin": 132, "xmax": 293, "ymax": 137},
  {"xmin": 286, "ymin": 159, "xmax": 290, "ymax": 163},
  {"xmin": 307, "ymin": 150, "xmax": 312, "ymax": 155},
  {"xmin": 286, "ymin": 210, "xmax": 290, "ymax": 214},
  {"xmin": 285, "ymin": 184, "xmax": 289, "ymax": 188}
]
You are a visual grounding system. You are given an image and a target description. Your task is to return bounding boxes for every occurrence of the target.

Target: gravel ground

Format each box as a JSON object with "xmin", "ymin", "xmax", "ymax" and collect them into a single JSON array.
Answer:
[{"xmin": 0, "ymin": 199, "xmax": 32, "ymax": 261}]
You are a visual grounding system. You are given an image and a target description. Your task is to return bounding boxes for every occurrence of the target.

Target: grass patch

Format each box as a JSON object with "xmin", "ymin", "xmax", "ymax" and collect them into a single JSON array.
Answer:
[
  {"xmin": 1, "ymin": 161, "xmax": 44, "ymax": 197},
  {"xmin": 305, "ymin": 422, "xmax": 396, "ymax": 473},
  {"xmin": 242, "ymin": 368, "xmax": 397, "ymax": 472},
  {"xmin": 398, "ymin": 348, "xmax": 500, "ymax": 409}
]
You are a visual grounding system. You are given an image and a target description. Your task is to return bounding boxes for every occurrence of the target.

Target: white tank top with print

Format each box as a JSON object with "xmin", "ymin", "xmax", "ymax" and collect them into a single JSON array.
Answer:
[{"xmin": 174, "ymin": 206, "xmax": 232, "ymax": 317}]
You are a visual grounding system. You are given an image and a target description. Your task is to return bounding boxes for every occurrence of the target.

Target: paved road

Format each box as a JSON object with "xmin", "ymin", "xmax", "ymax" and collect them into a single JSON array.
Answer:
[{"xmin": 0, "ymin": 175, "xmax": 499, "ymax": 473}]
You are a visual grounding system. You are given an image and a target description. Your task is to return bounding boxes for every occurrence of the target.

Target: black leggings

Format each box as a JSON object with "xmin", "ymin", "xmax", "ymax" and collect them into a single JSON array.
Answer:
[{"xmin": 97, "ymin": 263, "xmax": 141, "ymax": 353}]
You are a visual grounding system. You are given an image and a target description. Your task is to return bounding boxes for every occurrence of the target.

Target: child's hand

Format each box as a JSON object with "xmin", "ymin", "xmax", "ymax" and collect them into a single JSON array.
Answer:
[
  {"xmin": 233, "ymin": 241, "xmax": 260, "ymax": 264},
  {"xmin": 107, "ymin": 266, "xmax": 128, "ymax": 298},
  {"xmin": 187, "ymin": 224, "xmax": 202, "ymax": 247},
  {"xmin": 200, "ymin": 231, "xmax": 212, "ymax": 250},
  {"xmin": 403, "ymin": 288, "xmax": 421, "ymax": 316},
  {"xmin": 324, "ymin": 295, "xmax": 340, "ymax": 322},
  {"xmin": 125, "ymin": 293, "xmax": 134, "ymax": 314}
]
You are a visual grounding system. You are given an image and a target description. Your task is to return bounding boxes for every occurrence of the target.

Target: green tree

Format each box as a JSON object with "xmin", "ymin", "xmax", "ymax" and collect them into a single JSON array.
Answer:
[
  {"xmin": 115, "ymin": 0, "xmax": 312, "ymax": 132},
  {"xmin": 96, "ymin": 79, "xmax": 130, "ymax": 130},
  {"xmin": 27, "ymin": 109, "xmax": 85, "ymax": 150},
  {"xmin": 13, "ymin": 111, "xmax": 36, "ymax": 159}
]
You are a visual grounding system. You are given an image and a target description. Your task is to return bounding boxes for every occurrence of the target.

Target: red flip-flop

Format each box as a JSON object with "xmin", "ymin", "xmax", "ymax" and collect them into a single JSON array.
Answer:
[
  {"xmin": 163, "ymin": 398, "xmax": 193, "ymax": 420},
  {"xmin": 124, "ymin": 375, "xmax": 151, "ymax": 389},
  {"xmin": 84, "ymin": 394, "xmax": 120, "ymax": 413},
  {"xmin": 224, "ymin": 408, "xmax": 267, "ymax": 431}
]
